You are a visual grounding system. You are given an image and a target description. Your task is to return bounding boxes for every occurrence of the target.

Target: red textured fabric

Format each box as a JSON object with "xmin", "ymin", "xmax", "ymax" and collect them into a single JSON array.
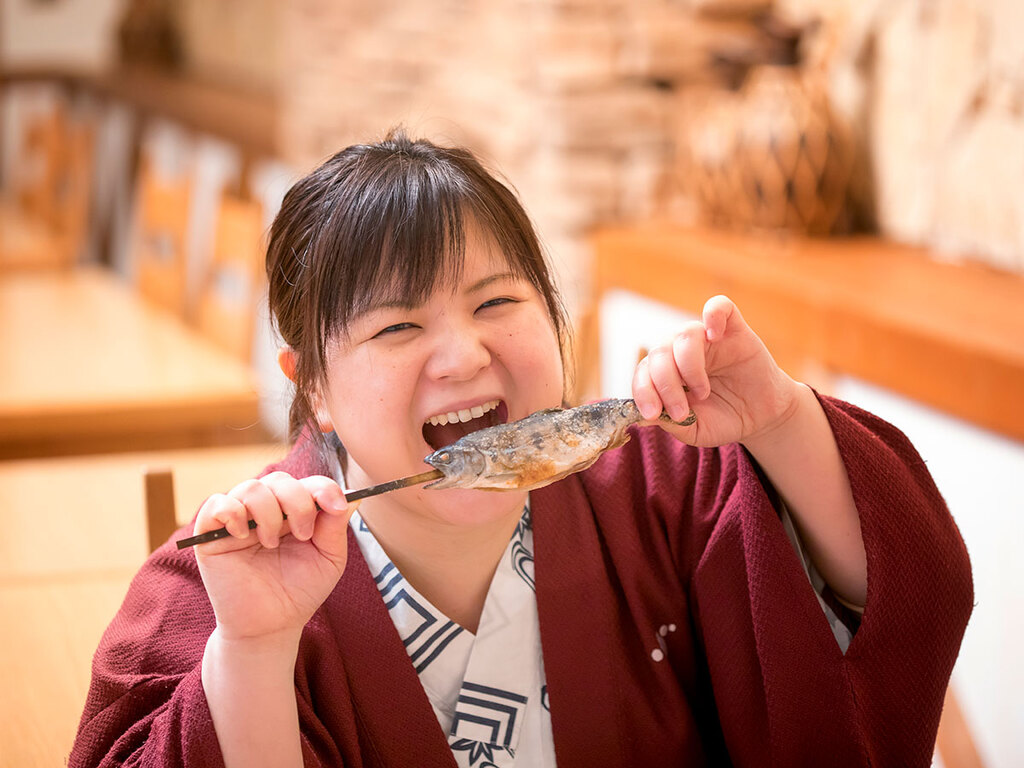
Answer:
[{"xmin": 69, "ymin": 395, "xmax": 972, "ymax": 767}]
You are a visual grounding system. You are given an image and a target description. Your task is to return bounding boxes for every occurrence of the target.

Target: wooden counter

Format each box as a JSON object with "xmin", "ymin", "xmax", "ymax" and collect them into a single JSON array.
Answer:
[
  {"xmin": 0, "ymin": 266, "xmax": 266, "ymax": 458},
  {"xmin": 589, "ymin": 224, "xmax": 1024, "ymax": 443}
]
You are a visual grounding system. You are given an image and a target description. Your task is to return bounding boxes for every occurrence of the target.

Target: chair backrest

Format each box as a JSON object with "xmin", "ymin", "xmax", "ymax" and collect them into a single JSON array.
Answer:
[
  {"xmin": 6, "ymin": 101, "xmax": 96, "ymax": 267},
  {"xmin": 195, "ymin": 192, "xmax": 265, "ymax": 361},
  {"xmin": 134, "ymin": 158, "xmax": 192, "ymax": 317},
  {"xmin": 50, "ymin": 113, "xmax": 96, "ymax": 260},
  {"xmin": 143, "ymin": 466, "xmax": 178, "ymax": 553}
]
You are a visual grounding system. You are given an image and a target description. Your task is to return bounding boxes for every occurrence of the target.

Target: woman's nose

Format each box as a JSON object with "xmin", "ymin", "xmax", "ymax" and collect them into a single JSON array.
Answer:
[{"xmin": 424, "ymin": 324, "xmax": 491, "ymax": 381}]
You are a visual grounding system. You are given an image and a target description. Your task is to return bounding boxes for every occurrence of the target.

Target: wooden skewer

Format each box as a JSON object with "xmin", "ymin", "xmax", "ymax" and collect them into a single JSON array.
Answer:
[{"xmin": 175, "ymin": 469, "xmax": 443, "ymax": 550}]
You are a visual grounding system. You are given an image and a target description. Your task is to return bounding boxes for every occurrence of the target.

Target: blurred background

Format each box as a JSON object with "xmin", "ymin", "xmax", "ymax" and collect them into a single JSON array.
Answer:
[{"xmin": 0, "ymin": 0, "xmax": 1021, "ymax": 766}]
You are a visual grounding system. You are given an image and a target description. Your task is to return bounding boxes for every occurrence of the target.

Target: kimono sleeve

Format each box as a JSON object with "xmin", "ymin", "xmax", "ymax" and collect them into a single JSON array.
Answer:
[
  {"xmin": 68, "ymin": 540, "xmax": 228, "ymax": 767},
  {"xmin": 690, "ymin": 394, "xmax": 973, "ymax": 768},
  {"xmin": 68, "ymin": 534, "xmax": 342, "ymax": 767}
]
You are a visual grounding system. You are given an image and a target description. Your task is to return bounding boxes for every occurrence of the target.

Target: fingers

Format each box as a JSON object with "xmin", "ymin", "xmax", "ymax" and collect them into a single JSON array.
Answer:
[
  {"xmin": 702, "ymin": 294, "xmax": 743, "ymax": 342},
  {"xmin": 633, "ymin": 321, "xmax": 709, "ymax": 422},
  {"xmin": 192, "ymin": 473, "xmax": 348, "ymax": 550},
  {"xmin": 196, "ymin": 493, "xmax": 252, "ymax": 545},
  {"xmin": 672, "ymin": 324, "xmax": 711, "ymax": 401}
]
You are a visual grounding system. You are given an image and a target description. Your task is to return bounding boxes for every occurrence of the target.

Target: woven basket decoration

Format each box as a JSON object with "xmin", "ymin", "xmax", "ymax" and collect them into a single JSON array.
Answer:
[{"xmin": 682, "ymin": 66, "xmax": 855, "ymax": 236}]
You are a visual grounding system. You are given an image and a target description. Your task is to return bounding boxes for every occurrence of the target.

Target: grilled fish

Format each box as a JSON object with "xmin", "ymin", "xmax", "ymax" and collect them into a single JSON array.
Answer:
[{"xmin": 423, "ymin": 398, "xmax": 695, "ymax": 491}]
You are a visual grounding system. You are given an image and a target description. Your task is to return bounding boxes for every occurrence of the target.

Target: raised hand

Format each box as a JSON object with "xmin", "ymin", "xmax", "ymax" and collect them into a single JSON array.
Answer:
[{"xmin": 631, "ymin": 295, "xmax": 802, "ymax": 448}]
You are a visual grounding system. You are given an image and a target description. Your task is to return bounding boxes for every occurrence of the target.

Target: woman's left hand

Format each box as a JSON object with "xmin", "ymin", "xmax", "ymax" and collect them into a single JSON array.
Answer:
[{"xmin": 631, "ymin": 295, "xmax": 803, "ymax": 448}]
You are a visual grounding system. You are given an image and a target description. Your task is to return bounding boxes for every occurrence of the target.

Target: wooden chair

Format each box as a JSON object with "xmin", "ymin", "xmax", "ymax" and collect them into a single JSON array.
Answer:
[
  {"xmin": 195, "ymin": 192, "xmax": 265, "ymax": 361},
  {"xmin": 133, "ymin": 158, "xmax": 192, "ymax": 318},
  {"xmin": 143, "ymin": 466, "xmax": 178, "ymax": 553},
  {"xmin": 0, "ymin": 103, "xmax": 95, "ymax": 270}
]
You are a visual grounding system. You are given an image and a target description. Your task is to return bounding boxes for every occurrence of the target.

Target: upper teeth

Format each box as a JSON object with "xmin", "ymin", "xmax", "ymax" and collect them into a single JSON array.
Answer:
[{"xmin": 426, "ymin": 399, "xmax": 500, "ymax": 426}]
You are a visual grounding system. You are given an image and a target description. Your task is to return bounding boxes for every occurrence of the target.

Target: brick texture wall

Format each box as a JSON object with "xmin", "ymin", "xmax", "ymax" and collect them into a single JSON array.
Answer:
[{"xmin": 275, "ymin": 0, "xmax": 1024, "ymax": 316}]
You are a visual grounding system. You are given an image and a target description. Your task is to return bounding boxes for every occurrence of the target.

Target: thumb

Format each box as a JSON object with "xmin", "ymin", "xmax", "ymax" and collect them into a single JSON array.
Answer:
[{"xmin": 310, "ymin": 498, "xmax": 360, "ymax": 566}]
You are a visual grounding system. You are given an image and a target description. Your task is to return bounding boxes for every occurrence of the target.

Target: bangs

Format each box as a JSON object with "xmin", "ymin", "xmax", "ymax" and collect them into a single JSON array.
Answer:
[
  {"xmin": 311, "ymin": 159, "xmax": 537, "ymax": 348},
  {"xmin": 348, "ymin": 182, "xmax": 467, "ymax": 323}
]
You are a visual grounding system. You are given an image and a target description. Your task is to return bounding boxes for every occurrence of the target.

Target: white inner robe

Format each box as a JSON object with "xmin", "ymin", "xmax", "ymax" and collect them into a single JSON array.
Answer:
[{"xmin": 351, "ymin": 506, "xmax": 557, "ymax": 767}]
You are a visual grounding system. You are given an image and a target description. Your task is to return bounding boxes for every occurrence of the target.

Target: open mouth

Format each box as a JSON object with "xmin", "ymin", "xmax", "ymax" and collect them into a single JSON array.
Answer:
[{"xmin": 422, "ymin": 399, "xmax": 507, "ymax": 451}]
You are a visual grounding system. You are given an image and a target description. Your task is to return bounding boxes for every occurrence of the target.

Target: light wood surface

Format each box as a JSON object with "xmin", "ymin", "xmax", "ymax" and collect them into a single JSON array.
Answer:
[
  {"xmin": 0, "ymin": 204, "xmax": 70, "ymax": 271},
  {"xmin": 0, "ymin": 266, "xmax": 266, "ymax": 458},
  {"xmin": 0, "ymin": 571, "xmax": 135, "ymax": 768},
  {"xmin": 0, "ymin": 442, "xmax": 285, "ymax": 768},
  {"xmin": 588, "ymin": 224, "xmax": 1024, "ymax": 443},
  {"xmin": 0, "ymin": 442, "xmax": 286, "ymax": 580}
]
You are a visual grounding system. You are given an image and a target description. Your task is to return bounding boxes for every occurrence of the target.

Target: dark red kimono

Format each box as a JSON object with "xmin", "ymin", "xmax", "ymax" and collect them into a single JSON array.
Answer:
[{"xmin": 70, "ymin": 395, "xmax": 972, "ymax": 767}]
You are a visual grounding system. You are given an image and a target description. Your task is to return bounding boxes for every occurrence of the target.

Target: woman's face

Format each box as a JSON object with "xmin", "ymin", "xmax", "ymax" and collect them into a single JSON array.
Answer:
[{"xmin": 317, "ymin": 221, "xmax": 564, "ymax": 526}]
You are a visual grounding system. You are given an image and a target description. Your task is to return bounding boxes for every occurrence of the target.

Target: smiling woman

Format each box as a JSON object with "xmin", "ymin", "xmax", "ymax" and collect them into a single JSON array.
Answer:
[
  {"xmin": 71, "ymin": 130, "xmax": 972, "ymax": 768},
  {"xmin": 314, "ymin": 222, "xmax": 565, "ymax": 518}
]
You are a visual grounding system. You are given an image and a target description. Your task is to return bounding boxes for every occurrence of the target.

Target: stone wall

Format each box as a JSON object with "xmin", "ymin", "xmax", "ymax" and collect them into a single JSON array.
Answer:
[
  {"xmin": 177, "ymin": 0, "xmax": 281, "ymax": 93},
  {"xmin": 781, "ymin": 0, "xmax": 1024, "ymax": 271},
  {"xmin": 275, "ymin": 0, "xmax": 1024, "ymax": 316}
]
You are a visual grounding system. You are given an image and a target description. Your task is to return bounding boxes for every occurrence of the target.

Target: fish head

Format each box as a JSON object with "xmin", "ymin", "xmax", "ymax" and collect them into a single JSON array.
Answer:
[{"xmin": 422, "ymin": 444, "xmax": 488, "ymax": 489}]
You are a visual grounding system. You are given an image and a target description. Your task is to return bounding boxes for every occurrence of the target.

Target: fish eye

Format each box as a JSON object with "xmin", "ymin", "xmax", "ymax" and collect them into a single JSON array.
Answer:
[{"xmin": 437, "ymin": 451, "xmax": 450, "ymax": 463}]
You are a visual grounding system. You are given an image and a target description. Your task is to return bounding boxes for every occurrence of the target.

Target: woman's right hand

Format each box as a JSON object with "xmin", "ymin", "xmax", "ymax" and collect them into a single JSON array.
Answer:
[{"xmin": 192, "ymin": 472, "xmax": 357, "ymax": 643}]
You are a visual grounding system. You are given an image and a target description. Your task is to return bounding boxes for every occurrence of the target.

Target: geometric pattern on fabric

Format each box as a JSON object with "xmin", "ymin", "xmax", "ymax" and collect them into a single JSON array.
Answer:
[
  {"xmin": 451, "ymin": 681, "xmax": 528, "ymax": 747},
  {"xmin": 371, "ymin": 560, "xmax": 466, "ymax": 674},
  {"xmin": 510, "ymin": 508, "xmax": 536, "ymax": 592}
]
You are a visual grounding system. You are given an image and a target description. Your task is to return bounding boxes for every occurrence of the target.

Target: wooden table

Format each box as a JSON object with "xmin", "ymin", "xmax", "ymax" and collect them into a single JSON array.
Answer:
[
  {"xmin": 0, "ymin": 266, "xmax": 266, "ymax": 458},
  {"xmin": 0, "ymin": 442, "xmax": 287, "ymax": 579},
  {"xmin": 0, "ymin": 571, "xmax": 136, "ymax": 768},
  {"xmin": 0, "ymin": 442, "xmax": 286, "ymax": 767},
  {"xmin": 588, "ymin": 224, "xmax": 1024, "ymax": 443}
]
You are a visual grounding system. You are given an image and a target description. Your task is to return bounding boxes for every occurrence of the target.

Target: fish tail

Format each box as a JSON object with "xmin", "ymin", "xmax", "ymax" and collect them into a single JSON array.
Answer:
[{"xmin": 658, "ymin": 409, "xmax": 696, "ymax": 427}]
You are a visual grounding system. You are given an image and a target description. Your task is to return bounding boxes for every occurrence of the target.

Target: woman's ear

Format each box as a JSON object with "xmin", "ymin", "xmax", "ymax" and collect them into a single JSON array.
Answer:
[
  {"xmin": 277, "ymin": 345, "xmax": 298, "ymax": 382},
  {"xmin": 278, "ymin": 346, "xmax": 334, "ymax": 433}
]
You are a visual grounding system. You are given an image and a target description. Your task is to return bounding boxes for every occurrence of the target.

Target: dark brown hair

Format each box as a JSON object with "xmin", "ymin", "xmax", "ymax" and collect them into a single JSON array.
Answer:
[{"xmin": 266, "ymin": 128, "xmax": 570, "ymax": 442}]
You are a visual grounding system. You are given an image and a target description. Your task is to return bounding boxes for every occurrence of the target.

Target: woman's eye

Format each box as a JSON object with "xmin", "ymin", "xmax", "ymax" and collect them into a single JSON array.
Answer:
[
  {"xmin": 373, "ymin": 322, "xmax": 416, "ymax": 338},
  {"xmin": 477, "ymin": 297, "xmax": 515, "ymax": 311}
]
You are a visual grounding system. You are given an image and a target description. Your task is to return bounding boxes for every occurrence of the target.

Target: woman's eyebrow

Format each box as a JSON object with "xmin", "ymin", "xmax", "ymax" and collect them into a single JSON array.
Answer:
[
  {"xmin": 466, "ymin": 272, "xmax": 518, "ymax": 293},
  {"xmin": 348, "ymin": 298, "xmax": 416, "ymax": 325},
  {"xmin": 353, "ymin": 272, "xmax": 519, "ymax": 320}
]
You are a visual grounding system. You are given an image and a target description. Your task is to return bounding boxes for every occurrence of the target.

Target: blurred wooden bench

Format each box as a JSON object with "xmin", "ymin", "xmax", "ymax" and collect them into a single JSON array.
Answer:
[{"xmin": 195, "ymin": 192, "xmax": 266, "ymax": 362}]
